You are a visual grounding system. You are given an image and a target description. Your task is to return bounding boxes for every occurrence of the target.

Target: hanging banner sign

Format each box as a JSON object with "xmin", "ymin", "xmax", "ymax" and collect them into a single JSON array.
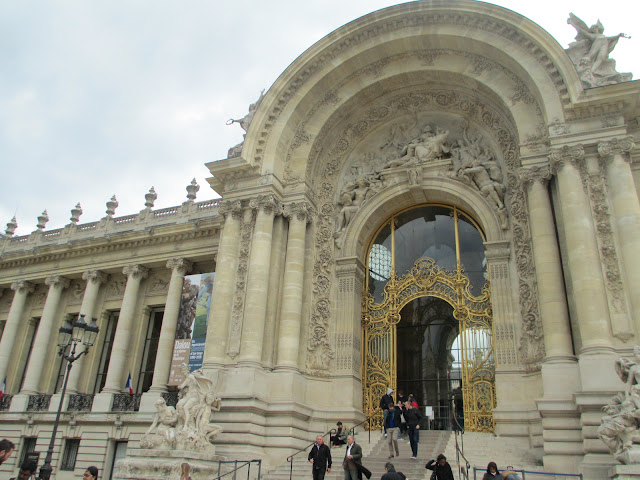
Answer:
[{"xmin": 168, "ymin": 272, "xmax": 214, "ymax": 386}]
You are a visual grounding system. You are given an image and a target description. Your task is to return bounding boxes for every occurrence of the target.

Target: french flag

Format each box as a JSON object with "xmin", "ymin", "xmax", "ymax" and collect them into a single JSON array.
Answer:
[
  {"xmin": 0, "ymin": 377, "xmax": 5, "ymax": 400},
  {"xmin": 125, "ymin": 373, "xmax": 133, "ymax": 395}
]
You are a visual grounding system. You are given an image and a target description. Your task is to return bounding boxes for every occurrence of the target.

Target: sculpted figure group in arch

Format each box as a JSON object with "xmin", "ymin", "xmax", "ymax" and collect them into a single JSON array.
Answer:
[{"xmin": 335, "ymin": 121, "xmax": 508, "ymax": 240}]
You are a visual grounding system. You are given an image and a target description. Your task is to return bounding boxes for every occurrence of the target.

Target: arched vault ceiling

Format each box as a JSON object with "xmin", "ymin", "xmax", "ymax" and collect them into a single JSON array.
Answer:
[
  {"xmin": 244, "ymin": 1, "xmax": 577, "ymax": 172},
  {"xmin": 287, "ymin": 70, "xmax": 525, "ymax": 188}
]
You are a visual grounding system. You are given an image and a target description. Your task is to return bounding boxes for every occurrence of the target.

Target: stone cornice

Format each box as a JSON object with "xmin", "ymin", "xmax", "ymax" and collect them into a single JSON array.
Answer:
[{"xmin": 0, "ymin": 225, "xmax": 218, "ymax": 271}]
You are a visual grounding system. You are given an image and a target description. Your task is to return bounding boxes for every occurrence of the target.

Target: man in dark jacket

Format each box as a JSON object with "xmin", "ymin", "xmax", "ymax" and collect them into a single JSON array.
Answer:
[
  {"xmin": 379, "ymin": 388, "xmax": 394, "ymax": 436},
  {"xmin": 403, "ymin": 401, "xmax": 423, "ymax": 459},
  {"xmin": 380, "ymin": 462, "xmax": 405, "ymax": 480},
  {"xmin": 308, "ymin": 435, "xmax": 332, "ymax": 480}
]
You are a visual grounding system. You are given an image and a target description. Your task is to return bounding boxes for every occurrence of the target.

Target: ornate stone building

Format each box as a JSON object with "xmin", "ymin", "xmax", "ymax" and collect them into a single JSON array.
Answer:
[{"xmin": 1, "ymin": 2, "xmax": 639, "ymax": 480}]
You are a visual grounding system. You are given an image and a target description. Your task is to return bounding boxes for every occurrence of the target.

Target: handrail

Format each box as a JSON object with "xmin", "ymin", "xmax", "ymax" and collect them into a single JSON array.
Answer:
[
  {"xmin": 472, "ymin": 466, "xmax": 583, "ymax": 480},
  {"xmin": 349, "ymin": 416, "xmax": 371, "ymax": 444},
  {"xmin": 449, "ymin": 395, "xmax": 470, "ymax": 480},
  {"xmin": 213, "ymin": 459, "xmax": 261, "ymax": 480}
]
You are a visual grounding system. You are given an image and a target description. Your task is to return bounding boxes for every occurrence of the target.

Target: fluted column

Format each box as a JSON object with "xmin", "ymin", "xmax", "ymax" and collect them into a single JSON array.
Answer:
[
  {"xmin": 101, "ymin": 265, "xmax": 149, "ymax": 393},
  {"xmin": 276, "ymin": 202, "xmax": 311, "ymax": 371},
  {"xmin": 239, "ymin": 194, "xmax": 280, "ymax": 365},
  {"xmin": 148, "ymin": 258, "xmax": 193, "ymax": 392},
  {"xmin": 20, "ymin": 275, "xmax": 70, "ymax": 394},
  {"xmin": 66, "ymin": 270, "xmax": 109, "ymax": 393},
  {"xmin": 599, "ymin": 138, "xmax": 640, "ymax": 332},
  {"xmin": 549, "ymin": 146, "xmax": 612, "ymax": 354},
  {"xmin": 203, "ymin": 200, "xmax": 243, "ymax": 367},
  {"xmin": 0, "ymin": 281, "xmax": 35, "ymax": 390},
  {"xmin": 521, "ymin": 166, "xmax": 575, "ymax": 363}
]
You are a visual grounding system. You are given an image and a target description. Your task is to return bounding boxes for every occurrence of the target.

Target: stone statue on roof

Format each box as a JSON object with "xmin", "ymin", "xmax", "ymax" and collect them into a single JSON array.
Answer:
[{"xmin": 566, "ymin": 13, "xmax": 632, "ymax": 87}]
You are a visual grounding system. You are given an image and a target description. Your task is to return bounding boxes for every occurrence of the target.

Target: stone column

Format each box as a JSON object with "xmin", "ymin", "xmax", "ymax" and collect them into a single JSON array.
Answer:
[
  {"xmin": 100, "ymin": 265, "xmax": 149, "ymax": 394},
  {"xmin": 549, "ymin": 146, "xmax": 614, "ymax": 392},
  {"xmin": 0, "ymin": 281, "xmax": 35, "ymax": 389},
  {"xmin": 203, "ymin": 200, "xmax": 243, "ymax": 368},
  {"xmin": 520, "ymin": 166, "xmax": 576, "ymax": 366},
  {"xmin": 598, "ymin": 138, "xmax": 640, "ymax": 332},
  {"xmin": 521, "ymin": 165, "xmax": 583, "ymax": 473},
  {"xmin": 20, "ymin": 275, "xmax": 70, "ymax": 394},
  {"xmin": 148, "ymin": 258, "xmax": 193, "ymax": 392},
  {"xmin": 66, "ymin": 270, "xmax": 109, "ymax": 394},
  {"xmin": 275, "ymin": 202, "xmax": 311, "ymax": 371},
  {"xmin": 239, "ymin": 194, "xmax": 280, "ymax": 365}
]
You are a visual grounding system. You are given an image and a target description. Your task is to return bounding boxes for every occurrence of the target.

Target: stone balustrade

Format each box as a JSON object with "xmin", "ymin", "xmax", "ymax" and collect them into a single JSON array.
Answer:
[{"xmin": 0, "ymin": 198, "xmax": 220, "ymax": 256}]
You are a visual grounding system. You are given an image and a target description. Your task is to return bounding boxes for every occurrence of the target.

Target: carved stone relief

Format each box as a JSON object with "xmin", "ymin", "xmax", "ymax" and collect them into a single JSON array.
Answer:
[
  {"xmin": 303, "ymin": 87, "xmax": 543, "ymax": 370},
  {"xmin": 106, "ymin": 277, "xmax": 126, "ymax": 299},
  {"xmin": 67, "ymin": 280, "xmax": 86, "ymax": 305},
  {"xmin": 227, "ymin": 207, "xmax": 254, "ymax": 359}
]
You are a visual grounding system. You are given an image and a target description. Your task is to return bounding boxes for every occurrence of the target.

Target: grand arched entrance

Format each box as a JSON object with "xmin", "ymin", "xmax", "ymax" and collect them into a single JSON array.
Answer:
[{"xmin": 362, "ymin": 204, "xmax": 496, "ymax": 432}]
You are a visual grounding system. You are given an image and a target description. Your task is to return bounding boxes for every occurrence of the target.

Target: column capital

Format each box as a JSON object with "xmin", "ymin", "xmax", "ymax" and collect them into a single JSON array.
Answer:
[
  {"xmin": 11, "ymin": 280, "xmax": 35, "ymax": 294},
  {"xmin": 122, "ymin": 264, "xmax": 149, "ymax": 280},
  {"xmin": 250, "ymin": 194, "xmax": 282, "ymax": 216},
  {"xmin": 283, "ymin": 201, "xmax": 314, "ymax": 224},
  {"xmin": 218, "ymin": 199, "xmax": 243, "ymax": 220},
  {"xmin": 518, "ymin": 165, "xmax": 552, "ymax": 190},
  {"xmin": 45, "ymin": 275, "xmax": 70, "ymax": 289},
  {"xmin": 548, "ymin": 145, "xmax": 584, "ymax": 173},
  {"xmin": 166, "ymin": 258, "xmax": 193, "ymax": 275},
  {"xmin": 597, "ymin": 137, "xmax": 635, "ymax": 164},
  {"xmin": 82, "ymin": 270, "xmax": 109, "ymax": 285}
]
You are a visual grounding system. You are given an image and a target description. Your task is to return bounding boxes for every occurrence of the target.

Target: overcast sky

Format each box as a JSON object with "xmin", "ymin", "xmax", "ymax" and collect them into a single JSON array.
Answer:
[{"xmin": 1, "ymin": 0, "xmax": 638, "ymax": 235}]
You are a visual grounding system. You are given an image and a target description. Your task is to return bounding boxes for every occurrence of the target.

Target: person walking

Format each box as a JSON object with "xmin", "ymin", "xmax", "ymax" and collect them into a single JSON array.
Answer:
[
  {"xmin": 404, "ymin": 401, "xmax": 423, "ymax": 459},
  {"xmin": 342, "ymin": 435, "xmax": 363, "ymax": 480},
  {"xmin": 308, "ymin": 435, "xmax": 332, "ymax": 480},
  {"xmin": 384, "ymin": 403, "xmax": 401, "ymax": 459},
  {"xmin": 426, "ymin": 454, "xmax": 454, "ymax": 480},
  {"xmin": 379, "ymin": 388, "xmax": 394, "ymax": 437}
]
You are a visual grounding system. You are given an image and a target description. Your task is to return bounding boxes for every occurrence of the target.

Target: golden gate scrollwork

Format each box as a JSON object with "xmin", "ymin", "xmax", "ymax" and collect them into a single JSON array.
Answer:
[{"xmin": 363, "ymin": 256, "xmax": 496, "ymax": 432}]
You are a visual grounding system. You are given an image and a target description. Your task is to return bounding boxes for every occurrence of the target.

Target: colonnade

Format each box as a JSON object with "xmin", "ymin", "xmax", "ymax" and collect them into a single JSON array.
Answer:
[
  {"xmin": 201, "ymin": 195, "xmax": 312, "ymax": 375},
  {"xmin": 520, "ymin": 139, "xmax": 639, "ymax": 472},
  {"xmin": 0, "ymin": 193, "xmax": 313, "ymax": 409}
]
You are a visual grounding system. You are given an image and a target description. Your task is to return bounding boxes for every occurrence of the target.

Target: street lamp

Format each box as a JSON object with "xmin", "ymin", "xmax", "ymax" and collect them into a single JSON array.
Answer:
[{"xmin": 39, "ymin": 314, "xmax": 99, "ymax": 480}]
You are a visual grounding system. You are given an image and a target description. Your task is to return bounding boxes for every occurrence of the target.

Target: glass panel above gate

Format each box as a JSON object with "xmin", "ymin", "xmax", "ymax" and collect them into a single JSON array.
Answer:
[{"xmin": 362, "ymin": 204, "xmax": 495, "ymax": 432}]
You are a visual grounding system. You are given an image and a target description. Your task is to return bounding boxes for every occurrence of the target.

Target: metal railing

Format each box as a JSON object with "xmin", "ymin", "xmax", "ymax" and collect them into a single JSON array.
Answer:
[
  {"xmin": 450, "ymin": 396, "xmax": 470, "ymax": 480},
  {"xmin": 472, "ymin": 467, "xmax": 583, "ymax": 480},
  {"xmin": 213, "ymin": 460, "xmax": 261, "ymax": 480},
  {"xmin": 350, "ymin": 416, "xmax": 371, "ymax": 445}
]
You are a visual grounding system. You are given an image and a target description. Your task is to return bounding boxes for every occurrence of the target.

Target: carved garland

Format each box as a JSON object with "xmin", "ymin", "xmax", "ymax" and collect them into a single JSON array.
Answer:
[
  {"xmin": 305, "ymin": 88, "xmax": 543, "ymax": 371},
  {"xmin": 227, "ymin": 203, "xmax": 254, "ymax": 359}
]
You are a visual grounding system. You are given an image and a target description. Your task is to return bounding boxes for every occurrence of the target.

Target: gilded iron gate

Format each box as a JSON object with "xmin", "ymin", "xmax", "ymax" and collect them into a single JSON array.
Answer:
[{"xmin": 362, "ymin": 257, "xmax": 496, "ymax": 432}]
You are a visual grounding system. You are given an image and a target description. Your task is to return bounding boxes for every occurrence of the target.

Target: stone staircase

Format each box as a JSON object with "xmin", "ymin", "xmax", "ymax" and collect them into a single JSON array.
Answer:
[
  {"xmin": 442, "ymin": 432, "xmax": 542, "ymax": 479},
  {"xmin": 262, "ymin": 429, "xmax": 450, "ymax": 480}
]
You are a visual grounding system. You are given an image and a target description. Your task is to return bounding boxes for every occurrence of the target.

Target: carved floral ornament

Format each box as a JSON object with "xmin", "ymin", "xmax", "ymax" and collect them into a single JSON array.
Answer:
[
  {"xmin": 249, "ymin": 194, "xmax": 283, "ymax": 217},
  {"xmin": 597, "ymin": 137, "xmax": 636, "ymax": 164},
  {"xmin": 217, "ymin": 200, "xmax": 243, "ymax": 221},
  {"xmin": 548, "ymin": 145, "xmax": 585, "ymax": 174}
]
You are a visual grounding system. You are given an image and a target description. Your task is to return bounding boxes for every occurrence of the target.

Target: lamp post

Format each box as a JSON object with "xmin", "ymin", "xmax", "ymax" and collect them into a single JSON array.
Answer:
[{"xmin": 39, "ymin": 314, "xmax": 99, "ymax": 480}]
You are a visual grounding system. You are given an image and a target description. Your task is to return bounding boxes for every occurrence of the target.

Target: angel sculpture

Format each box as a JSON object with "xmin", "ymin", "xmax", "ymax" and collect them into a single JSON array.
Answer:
[
  {"xmin": 615, "ymin": 346, "xmax": 640, "ymax": 398},
  {"xmin": 566, "ymin": 13, "xmax": 632, "ymax": 87}
]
